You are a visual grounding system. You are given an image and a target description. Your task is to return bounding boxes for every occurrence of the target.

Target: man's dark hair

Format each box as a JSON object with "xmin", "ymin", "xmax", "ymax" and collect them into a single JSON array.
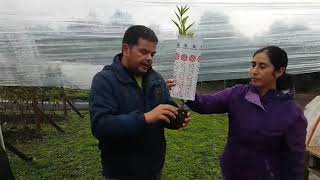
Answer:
[{"xmin": 122, "ymin": 25, "xmax": 158, "ymax": 46}]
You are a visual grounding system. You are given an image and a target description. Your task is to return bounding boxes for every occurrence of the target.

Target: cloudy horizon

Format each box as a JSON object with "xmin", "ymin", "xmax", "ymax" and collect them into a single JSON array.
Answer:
[{"xmin": 1, "ymin": 0, "xmax": 320, "ymax": 37}]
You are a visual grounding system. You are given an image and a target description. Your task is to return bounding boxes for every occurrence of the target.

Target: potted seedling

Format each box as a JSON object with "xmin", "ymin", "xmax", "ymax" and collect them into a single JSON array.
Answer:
[{"xmin": 167, "ymin": 5, "xmax": 202, "ymax": 129}]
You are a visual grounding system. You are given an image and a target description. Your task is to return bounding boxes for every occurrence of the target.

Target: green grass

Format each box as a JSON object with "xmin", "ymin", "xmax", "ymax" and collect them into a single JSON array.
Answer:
[
  {"xmin": 164, "ymin": 113, "xmax": 228, "ymax": 180},
  {"xmin": 7, "ymin": 112, "xmax": 228, "ymax": 180}
]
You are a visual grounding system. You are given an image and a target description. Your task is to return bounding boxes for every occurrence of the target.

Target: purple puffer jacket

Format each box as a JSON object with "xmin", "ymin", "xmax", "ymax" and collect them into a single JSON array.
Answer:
[{"xmin": 186, "ymin": 84, "xmax": 307, "ymax": 180}]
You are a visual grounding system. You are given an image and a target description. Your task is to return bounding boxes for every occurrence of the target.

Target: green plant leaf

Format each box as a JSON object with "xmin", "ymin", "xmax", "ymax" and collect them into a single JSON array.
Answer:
[
  {"xmin": 181, "ymin": 16, "xmax": 188, "ymax": 35},
  {"xmin": 172, "ymin": 20, "xmax": 182, "ymax": 34},
  {"xmin": 182, "ymin": 5, "xmax": 187, "ymax": 12},
  {"xmin": 185, "ymin": 22, "xmax": 195, "ymax": 32},
  {"xmin": 174, "ymin": 11, "xmax": 181, "ymax": 21},
  {"xmin": 176, "ymin": 5, "xmax": 182, "ymax": 14},
  {"xmin": 182, "ymin": 7, "xmax": 189, "ymax": 16},
  {"xmin": 181, "ymin": 16, "xmax": 189, "ymax": 26}
]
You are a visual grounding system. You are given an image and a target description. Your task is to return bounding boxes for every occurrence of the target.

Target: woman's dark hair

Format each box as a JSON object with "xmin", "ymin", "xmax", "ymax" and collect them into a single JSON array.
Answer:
[{"xmin": 253, "ymin": 46, "xmax": 293, "ymax": 91}]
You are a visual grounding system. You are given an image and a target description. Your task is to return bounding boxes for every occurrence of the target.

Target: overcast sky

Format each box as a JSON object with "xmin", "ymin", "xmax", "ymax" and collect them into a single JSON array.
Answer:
[{"xmin": 0, "ymin": 0, "xmax": 319, "ymax": 37}]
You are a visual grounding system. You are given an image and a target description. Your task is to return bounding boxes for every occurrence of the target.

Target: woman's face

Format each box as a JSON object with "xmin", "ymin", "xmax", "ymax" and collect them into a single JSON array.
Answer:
[{"xmin": 249, "ymin": 51, "xmax": 278, "ymax": 90}]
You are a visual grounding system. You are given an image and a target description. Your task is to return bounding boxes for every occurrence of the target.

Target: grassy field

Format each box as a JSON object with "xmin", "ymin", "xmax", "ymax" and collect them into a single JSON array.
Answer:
[{"xmin": 7, "ymin": 112, "xmax": 228, "ymax": 180}]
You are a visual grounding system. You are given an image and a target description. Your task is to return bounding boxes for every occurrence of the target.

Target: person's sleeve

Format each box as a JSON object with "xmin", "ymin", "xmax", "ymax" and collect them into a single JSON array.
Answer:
[
  {"xmin": 284, "ymin": 113, "xmax": 307, "ymax": 180},
  {"xmin": 185, "ymin": 86, "xmax": 235, "ymax": 114},
  {"xmin": 89, "ymin": 73, "xmax": 148, "ymax": 141}
]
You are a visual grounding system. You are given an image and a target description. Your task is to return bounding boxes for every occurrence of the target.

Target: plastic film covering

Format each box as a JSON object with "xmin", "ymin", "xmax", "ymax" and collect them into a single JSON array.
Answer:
[{"xmin": 1, "ymin": 1, "xmax": 320, "ymax": 89}]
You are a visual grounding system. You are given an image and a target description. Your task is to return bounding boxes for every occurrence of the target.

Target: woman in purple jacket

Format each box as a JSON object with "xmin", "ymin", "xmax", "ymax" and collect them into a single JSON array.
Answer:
[{"xmin": 168, "ymin": 46, "xmax": 307, "ymax": 180}]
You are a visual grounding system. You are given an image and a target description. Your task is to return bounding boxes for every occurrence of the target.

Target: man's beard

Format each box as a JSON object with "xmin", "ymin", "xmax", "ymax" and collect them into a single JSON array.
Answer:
[{"xmin": 128, "ymin": 66, "xmax": 150, "ymax": 76}]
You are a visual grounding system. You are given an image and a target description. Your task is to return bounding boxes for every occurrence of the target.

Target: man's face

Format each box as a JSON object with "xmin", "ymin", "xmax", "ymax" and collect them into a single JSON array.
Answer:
[{"xmin": 122, "ymin": 38, "xmax": 157, "ymax": 75}]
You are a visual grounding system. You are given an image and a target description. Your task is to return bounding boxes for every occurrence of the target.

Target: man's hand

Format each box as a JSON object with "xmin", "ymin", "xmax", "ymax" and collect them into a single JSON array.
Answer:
[
  {"xmin": 144, "ymin": 104, "xmax": 178, "ymax": 124},
  {"xmin": 165, "ymin": 79, "xmax": 191, "ymax": 128},
  {"xmin": 166, "ymin": 79, "xmax": 176, "ymax": 90},
  {"xmin": 182, "ymin": 112, "xmax": 191, "ymax": 128}
]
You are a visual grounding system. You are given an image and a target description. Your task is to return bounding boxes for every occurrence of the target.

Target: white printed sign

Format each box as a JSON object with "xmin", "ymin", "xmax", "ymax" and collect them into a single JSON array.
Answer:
[{"xmin": 170, "ymin": 36, "xmax": 202, "ymax": 101}]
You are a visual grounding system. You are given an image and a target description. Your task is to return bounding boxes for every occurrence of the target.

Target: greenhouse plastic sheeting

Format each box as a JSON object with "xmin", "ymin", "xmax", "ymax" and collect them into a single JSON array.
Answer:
[{"xmin": 1, "ymin": 0, "xmax": 320, "ymax": 89}]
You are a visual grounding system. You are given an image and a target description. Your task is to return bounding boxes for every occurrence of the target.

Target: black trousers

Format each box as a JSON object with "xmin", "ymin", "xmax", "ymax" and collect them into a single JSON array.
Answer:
[
  {"xmin": 105, "ymin": 171, "xmax": 162, "ymax": 180},
  {"xmin": 0, "ymin": 146, "xmax": 15, "ymax": 180}
]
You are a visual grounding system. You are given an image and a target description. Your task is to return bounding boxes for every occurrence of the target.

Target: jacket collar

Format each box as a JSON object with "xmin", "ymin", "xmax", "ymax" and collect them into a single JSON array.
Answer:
[
  {"xmin": 107, "ymin": 53, "xmax": 160, "ymax": 85},
  {"xmin": 245, "ymin": 85, "xmax": 266, "ymax": 111},
  {"xmin": 245, "ymin": 84, "xmax": 292, "ymax": 111}
]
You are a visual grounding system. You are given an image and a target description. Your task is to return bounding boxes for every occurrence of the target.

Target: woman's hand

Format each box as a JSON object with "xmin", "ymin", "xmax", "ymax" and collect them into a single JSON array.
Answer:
[{"xmin": 166, "ymin": 79, "xmax": 176, "ymax": 90}]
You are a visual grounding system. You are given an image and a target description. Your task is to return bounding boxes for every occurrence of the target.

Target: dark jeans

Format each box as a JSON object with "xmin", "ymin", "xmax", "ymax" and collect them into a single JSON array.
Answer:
[
  {"xmin": 105, "ymin": 171, "xmax": 162, "ymax": 180},
  {"xmin": 0, "ymin": 146, "xmax": 15, "ymax": 180}
]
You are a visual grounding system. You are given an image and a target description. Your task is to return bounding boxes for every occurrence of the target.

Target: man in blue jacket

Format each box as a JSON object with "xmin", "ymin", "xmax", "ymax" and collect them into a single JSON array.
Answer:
[{"xmin": 89, "ymin": 25, "xmax": 190, "ymax": 179}]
